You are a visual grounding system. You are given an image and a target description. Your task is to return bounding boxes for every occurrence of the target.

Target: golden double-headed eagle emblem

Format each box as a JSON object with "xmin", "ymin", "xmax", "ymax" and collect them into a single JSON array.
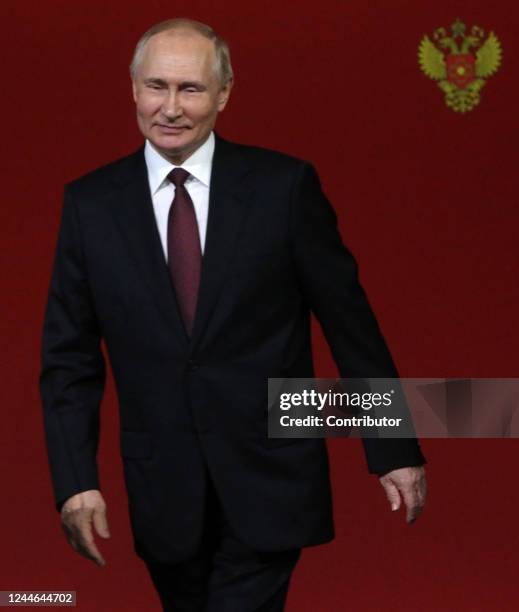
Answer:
[{"xmin": 419, "ymin": 18, "xmax": 502, "ymax": 113}]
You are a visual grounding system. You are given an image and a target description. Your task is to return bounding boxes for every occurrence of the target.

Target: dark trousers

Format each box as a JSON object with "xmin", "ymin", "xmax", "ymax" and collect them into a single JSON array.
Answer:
[{"xmin": 144, "ymin": 474, "xmax": 301, "ymax": 611}]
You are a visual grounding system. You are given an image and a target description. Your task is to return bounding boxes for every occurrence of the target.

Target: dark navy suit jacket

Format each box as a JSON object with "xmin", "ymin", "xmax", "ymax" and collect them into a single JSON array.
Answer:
[{"xmin": 40, "ymin": 134, "xmax": 425, "ymax": 563}]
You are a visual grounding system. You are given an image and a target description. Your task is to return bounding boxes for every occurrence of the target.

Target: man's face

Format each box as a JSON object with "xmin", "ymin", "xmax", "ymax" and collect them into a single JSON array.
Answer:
[{"xmin": 132, "ymin": 30, "xmax": 232, "ymax": 164}]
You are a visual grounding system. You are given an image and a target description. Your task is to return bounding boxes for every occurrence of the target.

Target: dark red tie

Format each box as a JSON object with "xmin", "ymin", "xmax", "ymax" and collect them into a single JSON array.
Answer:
[{"xmin": 167, "ymin": 168, "xmax": 201, "ymax": 335}]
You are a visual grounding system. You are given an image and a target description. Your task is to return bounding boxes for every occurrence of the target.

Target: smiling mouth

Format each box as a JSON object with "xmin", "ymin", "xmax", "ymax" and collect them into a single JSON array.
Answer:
[{"xmin": 157, "ymin": 124, "xmax": 190, "ymax": 130}]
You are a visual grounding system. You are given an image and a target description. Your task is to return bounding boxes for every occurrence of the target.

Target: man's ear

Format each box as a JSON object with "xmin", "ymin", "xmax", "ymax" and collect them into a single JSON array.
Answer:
[
  {"xmin": 131, "ymin": 79, "xmax": 138, "ymax": 103},
  {"xmin": 217, "ymin": 78, "xmax": 233, "ymax": 112}
]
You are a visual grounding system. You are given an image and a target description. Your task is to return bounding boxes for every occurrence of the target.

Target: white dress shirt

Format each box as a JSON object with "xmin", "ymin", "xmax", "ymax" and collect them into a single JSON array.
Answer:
[{"xmin": 144, "ymin": 131, "xmax": 215, "ymax": 259}]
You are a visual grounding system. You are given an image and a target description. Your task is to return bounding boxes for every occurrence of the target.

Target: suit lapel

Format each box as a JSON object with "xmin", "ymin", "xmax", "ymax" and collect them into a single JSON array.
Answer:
[
  {"xmin": 110, "ymin": 149, "xmax": 189, "ymax": 345},
  {"xmin": 109, "ymin": 135, "xmax": 254, "ymax": 351},
  {"xmin": 189, "ymin": 134, "xmax": 254, "ymax": 350}
]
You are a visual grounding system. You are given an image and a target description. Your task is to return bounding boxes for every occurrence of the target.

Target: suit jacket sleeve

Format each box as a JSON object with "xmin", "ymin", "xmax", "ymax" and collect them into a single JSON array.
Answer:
[
  {"xmin": 39, "ymin": 185, "xmax": 106, "ymax": 511},
  {"xmin": 289, "ymin": 161, "xmax": 426, "ymax": 475}
]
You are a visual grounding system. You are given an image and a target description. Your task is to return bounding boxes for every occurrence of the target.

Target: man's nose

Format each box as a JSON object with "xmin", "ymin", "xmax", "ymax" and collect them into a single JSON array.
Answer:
[{"xmin": 161, "ymin": 91, "xmax": 183, "ymax": 120}]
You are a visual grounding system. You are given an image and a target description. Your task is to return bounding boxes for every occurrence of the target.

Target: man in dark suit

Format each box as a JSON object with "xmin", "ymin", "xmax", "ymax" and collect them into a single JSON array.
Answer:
[{"xmin": 40, "ymin": 17, "xmax": 426, "ymax": 612}]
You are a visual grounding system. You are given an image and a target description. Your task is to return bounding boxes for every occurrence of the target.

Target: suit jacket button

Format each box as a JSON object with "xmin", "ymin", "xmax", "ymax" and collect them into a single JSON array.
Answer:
[{"xmin": 187, "ymin": 359, "xmax": 200, "ymax": 371}]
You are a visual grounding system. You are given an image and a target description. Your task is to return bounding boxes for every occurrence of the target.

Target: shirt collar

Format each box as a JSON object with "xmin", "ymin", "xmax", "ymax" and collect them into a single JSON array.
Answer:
[{"xmin": 144, "ymin": 131, "xmax": 215, "ymax": 195}]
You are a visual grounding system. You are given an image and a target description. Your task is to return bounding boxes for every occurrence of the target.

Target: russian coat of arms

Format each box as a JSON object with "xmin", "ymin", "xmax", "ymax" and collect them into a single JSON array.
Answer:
[{"xmin": 418, "ymin": 18, "xmax": 502, "ymax": 113}]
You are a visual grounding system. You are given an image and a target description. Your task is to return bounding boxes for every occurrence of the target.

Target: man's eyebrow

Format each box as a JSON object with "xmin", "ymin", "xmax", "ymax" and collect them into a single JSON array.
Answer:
[
  {"xmin": 143, "ymin": 77, "xmax": 167, "ymax": 85},
  {"xmin": 179, "ymin": 81, "xmax": 206, "ymax": 90},
  {"xmin": 141, "ymin": 78, "xmax": 206, "ymax": 90}
]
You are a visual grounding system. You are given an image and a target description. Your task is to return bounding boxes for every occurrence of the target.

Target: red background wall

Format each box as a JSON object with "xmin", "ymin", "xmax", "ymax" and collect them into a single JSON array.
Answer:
[{"xmin": 1, "ymin": 1, "xmax": 518, "ymax": 610}]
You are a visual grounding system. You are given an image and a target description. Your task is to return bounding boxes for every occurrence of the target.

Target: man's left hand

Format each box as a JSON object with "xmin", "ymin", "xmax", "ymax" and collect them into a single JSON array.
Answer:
[{"xmin": 379, "ymin": 466, "xmax": 427, "ymax": 524}]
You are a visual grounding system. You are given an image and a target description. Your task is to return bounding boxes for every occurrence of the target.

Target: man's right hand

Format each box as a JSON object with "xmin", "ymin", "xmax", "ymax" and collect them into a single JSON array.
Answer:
[{"xmin": 60, "ymin": 489, "xmax": 111, "ymax": 567}]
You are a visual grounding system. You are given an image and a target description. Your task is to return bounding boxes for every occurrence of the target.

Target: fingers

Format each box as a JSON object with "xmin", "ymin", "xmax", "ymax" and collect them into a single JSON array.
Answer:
[
  {"xmin": 61, "ymin": 507, "xmax": 107, "ymax": 566},
  {"xmin": 380, "ymin": 478, "xmax": 401, "ymax": 511},
  {"xmin": 400, "ymin": 485, "xmax": 422, "ymax": 524},
  {"xmin": 403, "ymin": 469, "xmax": 426, "ymax": 524},
  {"xmin": 60, "ymin": 490, "xmax": 109, "ymax": 566},
  {"xmin": 379, "ymin": 466, "xmax": 427, "ymax": 524},
  {"xmin": 410, "ymin": 468, "xmax": 427, "ymax": 523},
  {"xmin": 92, "ymin": 506, "xmax": 111, "ymax": 540}
]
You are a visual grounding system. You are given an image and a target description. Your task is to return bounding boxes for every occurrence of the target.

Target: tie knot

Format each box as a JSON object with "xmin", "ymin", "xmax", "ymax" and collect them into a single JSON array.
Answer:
[{"xmin": 168, "ymin": 167, "xmax": 190, "ymax": 187}]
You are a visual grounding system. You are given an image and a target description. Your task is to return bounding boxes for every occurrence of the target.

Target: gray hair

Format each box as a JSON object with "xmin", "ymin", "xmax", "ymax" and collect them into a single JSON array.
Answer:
[{"xmin": 130, "ymin": 18, "xmax": 233, "ymax": 87}]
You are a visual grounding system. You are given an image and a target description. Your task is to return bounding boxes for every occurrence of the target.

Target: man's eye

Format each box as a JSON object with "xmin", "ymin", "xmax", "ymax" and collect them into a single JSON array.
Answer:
[{"xmin": 147, "ymin": 84, "xmax": 163, "ymax": 90}]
